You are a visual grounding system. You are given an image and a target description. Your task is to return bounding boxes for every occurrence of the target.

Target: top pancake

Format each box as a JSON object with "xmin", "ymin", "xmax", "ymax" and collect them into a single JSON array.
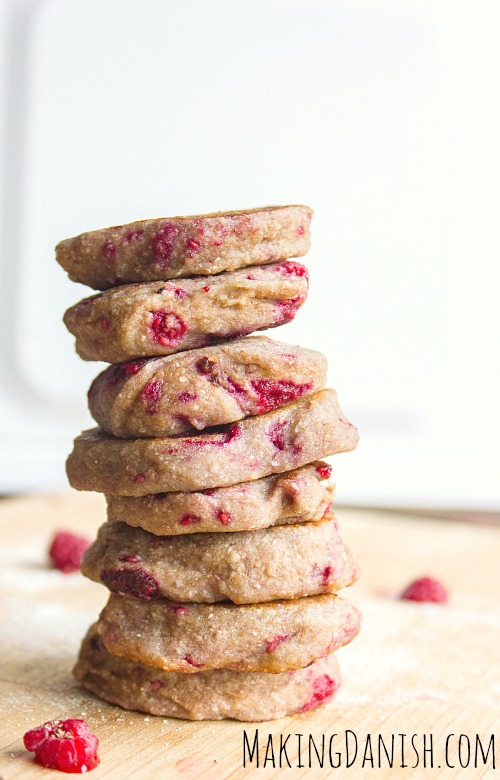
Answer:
[{"xmin": 56, "ymin": 205, "xmax": 312, "ymax": 290}]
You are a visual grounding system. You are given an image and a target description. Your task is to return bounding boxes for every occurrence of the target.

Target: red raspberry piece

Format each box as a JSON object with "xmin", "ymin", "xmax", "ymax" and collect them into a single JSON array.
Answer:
[
  {"xmin": 151, "ymin": 223, "xmax": 179, "ymax": 267},
  {"xmin": 100, "ymin": 317, "xmax": 110, "ymax": 332},
  {"xmin": 133, "ymin": 473, "xmax": 146, "ymax": 484},
  {"xmin": 216, "ymin": 509, "xmax": 232, "ymax": 526},
  {"xmin": 297, "ymin": 224, "xmax": 305, "ymax": 236},
  {"xmin": 251, "ymin": 379, "xmax": 312, "ymax": 413},
  {"xmin": 279, "ymin": 261, "xmax": 308, "ymax": 278},
  {"xmin": 315, "ymin": 463, "xmax": 332, "ymax": 480},
  {"xmin": 149, "ymin": 309, "xmax": 187, "ymax": 346},
  {"xmin": 170, "ymin": 605, "xmax": 189, "ymax": 615},
  {"xmin": 275, "ymin": 295, "xmax": 305, "ymax": 322},
  {"xmin": 140, "ymin": 379, "xmax": 163, "ymax": 414},
  {"xmin": 186, "ymin": 237, "xmax": 201, "ymax": 251},
  {"xmin": 23, "ymin": 718, "xmax": 99, "ymax": 773},
  {"xmin": 179, "ymin": 514, "xmax": 201, "ymax": 526},
  {"xmin": 121, "ymin": 359, "xmax": 146, "ymax": 375},
  {"xmin": 301, "ymin": 675, "xmax": 337, "ymax": 712},
  {"xmin": 182, "ymin": 423, "xmax": 242, "ymax": 449},
  {"xmin": 184, "ymin": 655, "xmax": 204, "ymax": 668},
  {"xmin": 265, "ymin": 634, "xmax": 291, "ymax": 653},
  {"xmin": 321, "ymin": 564, "xmax": 334, "ymax": 586},
  {"xmin": 100, "ymin": 567, "xmax": 160, "ymax": 600},
  {"xmin": 49, "ymin": 531, "xmax": 91, "ymax": 574},
  {"xmin": 400, "ymin": 576, "xmax": 448, "ymax": 603}
]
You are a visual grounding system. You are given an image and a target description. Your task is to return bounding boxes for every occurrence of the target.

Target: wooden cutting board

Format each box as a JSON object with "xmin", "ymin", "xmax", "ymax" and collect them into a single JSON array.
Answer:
[{"xmin": 0, "ymin": 493, "xmax": 498, "ymax": 779}]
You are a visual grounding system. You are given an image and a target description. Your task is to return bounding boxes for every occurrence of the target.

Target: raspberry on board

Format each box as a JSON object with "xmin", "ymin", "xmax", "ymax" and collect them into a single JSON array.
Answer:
[
  {"xmin": 23, "ymin": 718, "xmax": 99, "ymax": 773},
  {"xmin": 400, "ymin": 576, "xmax": 448, "ymax": 603},
  {"xmin": 49, "ymin": 531, "xmax": 91, "ymax": 574}
]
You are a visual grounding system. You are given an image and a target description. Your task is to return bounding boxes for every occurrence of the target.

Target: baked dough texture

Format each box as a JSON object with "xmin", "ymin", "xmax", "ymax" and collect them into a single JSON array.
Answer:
[
  {"xmin": 56, "ymin": 205, "xmax": 312, "ymax": 290},
  {"xmin": 95, "ymin": 592, "xmax": 361, "ymax": 674},
  {"xmin": 66, "ymin": 389, "xmax": 359, "ymax": 495},
  {"xmin": 105, "ymin": 461, "xmax": 334, "ymax": 535},
  {"xmin": 81, "ymin": 514, "xmax": 357, "ymax": 604},
  {"xmin": 63, "ymin": 262, "xmax": 309, "ymax": 363},
  {"xmin": 73, "ymin": 626, "xmax": 341, "ymax": 721},
  {"xmin": 88, "ymin": 336, "xmax": 327, "ymax": 437}
]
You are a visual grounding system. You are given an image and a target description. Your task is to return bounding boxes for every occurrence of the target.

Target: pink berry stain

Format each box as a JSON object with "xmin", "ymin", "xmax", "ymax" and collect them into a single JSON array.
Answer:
[
  {"xmin": 123, "ymin": 229, "xmax": 144, "ymax": 244},
  {"xmin": 279, "ymin": 260, "xmax": 308, "ymax": 278},
  {"xmin": 151, "ymin": 223, "xmax": 179, "ymax": 267},
  {"xmin": 140, "ymin": 379, "xmax": 163, "ymax": 414},
  {"xmin": 170, "ymin": 605, "xmax": 189, "ymax": 616},
  {"xmin": 184, "ymin": 655, "xmax": 204, "ymax": 668},
  {"xmin": 182, "ymin": 423, "xmax": 242, "ymax": 449},
  {"xmin": 275, "ymin": 295, "xmax": 305, "ymax": 322},
  {"xmin": 100, "ymin": 568, "xmax": 160, "ymax": 600},
  {"xmin": 149, "ymin": 309, "xmax": 187, "ymax": 346},
  {"xmin": 321, "ymin": 565, "xmax": 335, "ymax": 586},
  {"xmin": 150, "ymin": 679, "xmax": 164, "ymax": 691},
  {"xmin": 265, "ymin": 634, "xmax": 291, "ymax": 653},
  {"xmin": 177, "ymin": 390, "xmax": 197, "ymax": 402},
  {"xmin": 23, "ymin": 718, "xmax": 100, "ymax": 773},
  {"xmin": 301, "ymin": 674, "xmax": 337, "ymax": 712},
  {"xmin": 251, "ymin": 379, "xmax": 312, "ymax": 413},
  {"xmin": 267, "ymin": 420, "xmax": 288, "ymax": 450},
  {"xmin": 186, "ymin": 237, "xmax": 201, "ymax": 251},
  {"xmin": 49, "ymin": 531, "xmax": 91, "ymax": 574},
  {"xmin": 179, "ymin": 514, "xmax": 201, "ymax": 526},
  {"xmin": 119, "ymin": 555, "xmax": 141, "ymax": 563},
  {"xmin": 315, "ymin": 463, "xmax": 332, "ymax": 480},
  {"xmin": 100, "ymin": 317, "xmax": 110, "ymax": 332},
  {"xmin": 400, "ymin": 576, "xmax": 448, "ymax": 603},
  {"xmin": 297, "ymin": 224, "xmax": 305, "ymax": 236},
  {"xmin": 122, "ymin": 359, "xmax": 146, "ymax": 375},
  {"xmin": 102, "ymin": 241, "xmax": 116, "ymax": 262},
  {"xmin": 216, "ymin": 509, "xmax": 232, "ymax": 526},
  {"xmin": 133, "ymin": 473, "xmax": 146, "ymax": 484}
]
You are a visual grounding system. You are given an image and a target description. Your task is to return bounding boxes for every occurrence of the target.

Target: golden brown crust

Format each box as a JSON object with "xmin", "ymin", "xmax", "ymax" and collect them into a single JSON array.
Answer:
[
  {"xmin": 56, "ymin": 205, "xmax": 313, "ymax": 290},
  {"xmin": 95, "ymin": 592, "xmax": 360, "ymax": 673},
  {"xmin": 66, "ymin": 390, "xmax": 359, "ymax": 495},
  {"xmin": 73, "ymin": 625, "xmax": 341, "ymax": 721}
]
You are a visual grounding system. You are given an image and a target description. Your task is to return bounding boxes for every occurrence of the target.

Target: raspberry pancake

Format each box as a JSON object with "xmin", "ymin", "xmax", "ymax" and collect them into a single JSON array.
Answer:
[
  {"xmin": 81, "ymin": 514, "xmax": 357, "ymax": 604},
  {"xmin": 94, "ymin": 592, "xmax": 360, "ymax": 674},
  {"xmin": 74, "ymin": 626, "xmax": 341, "ymax": 721},
  {"xmin": 57, "ymin": 205, "xmax": 312, "ymax": 290},
  {"xmin": 66, "ymin": 389, "xmax": 359, "ymax": 495},
  {"xmin": 63, "ymin": 262, "xmax": 308, "ymax": 363},
  {"xmin": 106, "ymin": 461, "xmax": 334, "ymax": 535},
  {"xmin": 88, "ymin": 336, "xmax": 326, "ymax": 437}
]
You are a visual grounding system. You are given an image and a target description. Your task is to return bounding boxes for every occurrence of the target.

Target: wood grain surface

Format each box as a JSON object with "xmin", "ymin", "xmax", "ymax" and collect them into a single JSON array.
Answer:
[{"xmin": 0, "ymin": 492, "xmax": 498, "ymax": 779}]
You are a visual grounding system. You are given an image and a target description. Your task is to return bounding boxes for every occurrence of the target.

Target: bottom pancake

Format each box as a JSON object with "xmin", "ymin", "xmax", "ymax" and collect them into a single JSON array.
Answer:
[{"xmin": 73, "ymin": 626, "xmax": 341, "ymax": 722}]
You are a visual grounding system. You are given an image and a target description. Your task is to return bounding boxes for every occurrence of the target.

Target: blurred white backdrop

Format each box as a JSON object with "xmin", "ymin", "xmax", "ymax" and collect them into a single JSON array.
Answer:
[{"xmin": 0, "ymin": 0, "xmax": 499, "ymax": 506}]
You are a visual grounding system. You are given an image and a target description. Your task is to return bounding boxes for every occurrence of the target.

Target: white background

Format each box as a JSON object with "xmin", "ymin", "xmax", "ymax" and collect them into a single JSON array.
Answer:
[{"xmin": 0, "ymin": 0, "xmax": 499, "ymax": 507}]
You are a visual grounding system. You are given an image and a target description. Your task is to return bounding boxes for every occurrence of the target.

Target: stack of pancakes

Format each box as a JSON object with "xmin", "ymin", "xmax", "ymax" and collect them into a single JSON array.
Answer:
[{"xmin": 58, "ymin": 205, "xmax": 360, "ymax": 721}]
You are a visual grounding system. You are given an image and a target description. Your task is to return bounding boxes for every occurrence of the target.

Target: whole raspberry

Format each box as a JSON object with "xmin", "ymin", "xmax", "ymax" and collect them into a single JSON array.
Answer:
[
  {"xmin": 400, "ymin": 576, "xmax": 448, "ymax": 603},
  {"xmin": 23, "ymin": 718, "xmax": 99, "ymax": 773},
  {"xmin": 49, "ymin": 531, "xmax": 91, "ymax": 574}
]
